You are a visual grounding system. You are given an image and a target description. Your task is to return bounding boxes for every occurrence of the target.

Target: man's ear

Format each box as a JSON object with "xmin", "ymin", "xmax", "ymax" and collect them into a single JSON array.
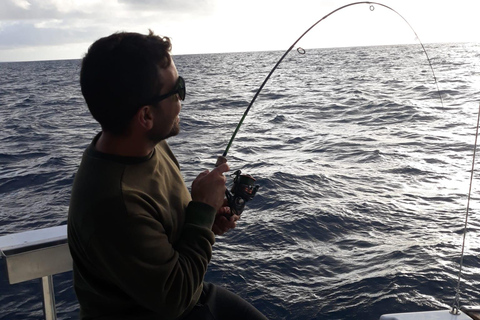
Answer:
[{"xmin": 136, "ymin": 105, "xmax": 154, "ymax": 131}]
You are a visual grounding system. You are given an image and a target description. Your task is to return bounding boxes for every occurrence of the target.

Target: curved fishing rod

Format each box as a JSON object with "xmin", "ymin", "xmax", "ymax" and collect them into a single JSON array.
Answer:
[
  {"xmin": 220, "ymin": 1, "xmax": 444, "ymax": 159},
  {"xmin": 218, "ymin": 1, "xmax": 445, "ymax": 231}
]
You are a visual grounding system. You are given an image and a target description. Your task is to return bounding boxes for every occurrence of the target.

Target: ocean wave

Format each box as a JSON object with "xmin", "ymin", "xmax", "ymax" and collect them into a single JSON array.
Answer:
[{"xmin": 2, "ymin": 43, "xmax": 480, "ymax": 320}]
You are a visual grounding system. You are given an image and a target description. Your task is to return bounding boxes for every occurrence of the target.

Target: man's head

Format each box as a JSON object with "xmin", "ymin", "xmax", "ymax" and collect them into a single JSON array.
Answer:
[{"xmin": 80, "ymin": 30, "xmax": 174, "ymax": 136}]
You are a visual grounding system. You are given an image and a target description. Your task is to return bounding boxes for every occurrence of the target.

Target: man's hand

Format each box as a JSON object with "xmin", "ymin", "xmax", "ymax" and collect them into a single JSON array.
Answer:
[
  {"xmin": 212, "ymin": 204, "xmax": 240, "ymax": 235},
  {"xmin": 191, "ymin": 163, "xmax": 229, "ymax": 211}
]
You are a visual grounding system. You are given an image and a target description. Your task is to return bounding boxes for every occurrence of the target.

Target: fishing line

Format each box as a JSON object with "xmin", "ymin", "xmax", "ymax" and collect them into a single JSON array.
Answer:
[
  {"xmin": 450, "ymin": 102, "xmax": 480, "ymax": 315},
  {"xmin": 219, "ymin": 1, "xmax": 474, "ymax": 313},
  {"xmin": 220, "ymin": 1, "xmax": 444, "ymax": 159}
]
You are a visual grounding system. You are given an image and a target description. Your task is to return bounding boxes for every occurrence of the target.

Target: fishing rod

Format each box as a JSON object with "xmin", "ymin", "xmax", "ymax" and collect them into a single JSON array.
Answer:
[
  {"xmin": 219, "ymin": 1, "xmax": 442, "ymax": 161},
  {"xmin": 220, "ymin": 3, "xmax": 477, "ymax": 316},
  {"xmin": 220, "ymin": 2, "xmax": 444, "ymax": 217}
]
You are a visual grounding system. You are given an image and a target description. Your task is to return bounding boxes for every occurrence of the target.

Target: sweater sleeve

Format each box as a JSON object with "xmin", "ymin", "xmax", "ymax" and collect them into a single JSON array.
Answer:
[{"xmin": 87, "ymin": 201, "xmax": 216, "ymax": 320}]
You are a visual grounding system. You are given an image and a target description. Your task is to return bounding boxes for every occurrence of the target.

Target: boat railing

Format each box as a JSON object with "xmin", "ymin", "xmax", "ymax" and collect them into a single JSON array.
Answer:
[
  {"xmin": 0, "ymin": 225, "xmax": 71, "ymax": 320},
  {"xmin": 1, "ymin": 225, "xmax": 480, "ymax": 320}
]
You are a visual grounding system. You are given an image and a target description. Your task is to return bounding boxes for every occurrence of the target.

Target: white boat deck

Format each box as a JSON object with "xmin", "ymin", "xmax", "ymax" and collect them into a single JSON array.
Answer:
[{"xmin": 381, "ymin": 310, "xmax": 469, "ymax": 320}]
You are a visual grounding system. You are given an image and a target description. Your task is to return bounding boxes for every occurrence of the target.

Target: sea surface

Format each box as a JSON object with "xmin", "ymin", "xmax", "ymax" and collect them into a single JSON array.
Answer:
[{"xmin": 1, "ymin": 42, "xmax": 480, "ymax": 319}]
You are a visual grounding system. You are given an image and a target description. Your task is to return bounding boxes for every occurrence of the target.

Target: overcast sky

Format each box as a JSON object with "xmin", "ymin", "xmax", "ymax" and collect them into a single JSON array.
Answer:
[{"xmin": 0, "ymin": 0, "xmax": 479, "ymax": 62}]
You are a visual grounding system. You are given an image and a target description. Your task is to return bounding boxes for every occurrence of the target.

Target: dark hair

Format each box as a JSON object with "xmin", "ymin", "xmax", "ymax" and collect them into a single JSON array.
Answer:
[{"xmin": 80, "ymin": 30, "xmax": 172, "ymax": 135}]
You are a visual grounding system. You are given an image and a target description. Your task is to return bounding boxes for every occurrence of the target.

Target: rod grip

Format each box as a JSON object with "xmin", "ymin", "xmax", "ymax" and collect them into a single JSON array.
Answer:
[{"xmin": 215, "ymin": 156, "xmax": 227, "ymax": 167}]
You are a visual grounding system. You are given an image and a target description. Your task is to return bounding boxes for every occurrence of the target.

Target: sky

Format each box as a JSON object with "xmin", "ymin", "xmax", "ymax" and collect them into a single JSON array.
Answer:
[{"xmin": 0, "ymin": 0, "xmax": 479, "ymax": 62}]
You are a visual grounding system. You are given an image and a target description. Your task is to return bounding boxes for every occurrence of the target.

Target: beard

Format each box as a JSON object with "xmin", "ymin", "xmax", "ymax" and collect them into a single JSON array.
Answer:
[
  {"xmin": 166, "ymin": 118, "xmax": 180, "ymax": 139},
  {"xmin": 147, "ymin": 116, "xmax": 180, "ymax": 143}
]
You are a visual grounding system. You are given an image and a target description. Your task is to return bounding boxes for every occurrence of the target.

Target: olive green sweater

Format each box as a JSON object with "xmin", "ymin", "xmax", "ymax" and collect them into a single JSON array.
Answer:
[{"xmin": 68, "ymin": 136, "xmax": 216, "ymax": 320}]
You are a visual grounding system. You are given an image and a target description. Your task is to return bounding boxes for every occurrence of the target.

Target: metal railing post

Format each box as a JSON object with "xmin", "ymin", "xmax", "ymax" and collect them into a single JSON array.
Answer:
[{"xmin": 41, "ymin": 274, "xmax": 57, "ymax": 320}]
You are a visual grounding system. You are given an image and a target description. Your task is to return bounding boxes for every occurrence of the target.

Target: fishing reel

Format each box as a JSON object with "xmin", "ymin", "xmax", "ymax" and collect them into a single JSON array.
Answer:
[{"xmin": 226, "ymin": 170, "xmax": 259, "ymax": 216}]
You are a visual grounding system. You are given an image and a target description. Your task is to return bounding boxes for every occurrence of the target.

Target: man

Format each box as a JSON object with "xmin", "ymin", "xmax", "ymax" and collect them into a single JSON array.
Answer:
[{"xmin": 68, "ymin": 31, "xmax": 267, "ymax": 320}]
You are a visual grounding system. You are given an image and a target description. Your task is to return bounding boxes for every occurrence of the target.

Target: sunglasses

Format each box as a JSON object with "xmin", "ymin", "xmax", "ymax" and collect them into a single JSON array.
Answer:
[{"xmin": 148, "ymin": 76, "xmax": 186, "ymax": 105}]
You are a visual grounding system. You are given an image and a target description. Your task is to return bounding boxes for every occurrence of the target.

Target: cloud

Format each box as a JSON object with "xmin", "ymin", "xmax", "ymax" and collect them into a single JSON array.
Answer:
[
  {"xmin": 0, "ymin": 0, "xmax": 218, "ymax": 53},
  {"xmin": 0, "ymin": 21, "xmax": 99, "ymax": 48},
  {"xmin": 0, "ymin": 0, "xmax": 84, "ymax": 20},
  {"xmin": 117, "ymin": 0, "xmax": 216, "ymax": 13},
  {"xmin": 0, "ymin": 0, "xmax": 111, "ymax": 49},
  {"xmin": 11, "ymin": 0, "xmax": 31, "ymax": 10}
]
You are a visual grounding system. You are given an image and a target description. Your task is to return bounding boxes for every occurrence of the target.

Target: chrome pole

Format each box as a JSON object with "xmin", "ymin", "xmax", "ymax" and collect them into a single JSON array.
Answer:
[{"xmin": 41, "ymin": 275, "xmax": 57, "ymax": 320}]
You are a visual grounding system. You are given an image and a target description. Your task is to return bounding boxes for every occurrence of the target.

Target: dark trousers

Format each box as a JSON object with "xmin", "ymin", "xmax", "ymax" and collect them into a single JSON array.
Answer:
[{"xmin": 183, "ymin": 283, "xmax": 268, "ymax": 320}]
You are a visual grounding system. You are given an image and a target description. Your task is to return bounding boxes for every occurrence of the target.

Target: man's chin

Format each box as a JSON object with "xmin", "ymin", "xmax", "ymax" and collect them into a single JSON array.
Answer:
[
  {"xmin": 148, "ymin": 124, "xmax": 179, "ymax": 143},
  {"xmin": 163, "ymin": 123, "xmax": 180, "ymax": 140},
  {"xmin": 170, "ymin": 122, "xmax": 180, "ymax": 137}
]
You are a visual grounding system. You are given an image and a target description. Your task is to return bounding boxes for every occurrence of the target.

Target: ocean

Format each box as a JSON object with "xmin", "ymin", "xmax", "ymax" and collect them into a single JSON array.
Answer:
[{"xmin": 0, "ymin": 42, "xmax": 479, "ymax": 319}]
